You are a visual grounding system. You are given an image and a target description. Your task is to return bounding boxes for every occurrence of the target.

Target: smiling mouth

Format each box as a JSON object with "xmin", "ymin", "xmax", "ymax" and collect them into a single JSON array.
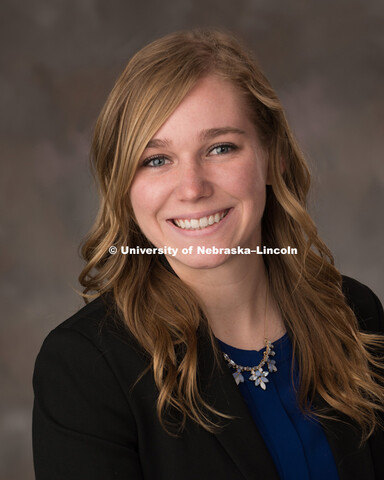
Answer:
[{"xmin": 171, "ymin": 209, "xmax": 230, "ymax": 230}]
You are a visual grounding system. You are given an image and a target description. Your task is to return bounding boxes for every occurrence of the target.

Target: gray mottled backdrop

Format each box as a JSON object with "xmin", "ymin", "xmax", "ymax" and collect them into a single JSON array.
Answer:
[{"xmin": 1, "ymin": 0, "xmax": 383, "ymax": 478}]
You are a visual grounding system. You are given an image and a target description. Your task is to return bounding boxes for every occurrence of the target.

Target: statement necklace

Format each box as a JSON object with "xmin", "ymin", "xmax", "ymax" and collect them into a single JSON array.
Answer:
[
  {"xmin": 222, "ymin": 340, "xmax": 277, "ymax": 390},
  {"xmin": 222, "ymin": 280, "xmax": 277, "ymax": 390}
]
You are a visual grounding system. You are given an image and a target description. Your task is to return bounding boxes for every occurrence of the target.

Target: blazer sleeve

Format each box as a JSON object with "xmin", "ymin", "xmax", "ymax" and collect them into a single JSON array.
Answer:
[
  {"xmin": 342, "ymin": 276, "xmax": 384, "ymax": 479},
  {"xmin": 342, "ymin": 275, "xmax": 384, "ymax": 334},
  {"xmin": 32, "ymin": 327, "xmax": 144, "ymax": 480}
]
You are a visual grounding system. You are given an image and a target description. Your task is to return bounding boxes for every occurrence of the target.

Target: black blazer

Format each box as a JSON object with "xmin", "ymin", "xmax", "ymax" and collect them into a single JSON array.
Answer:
[{"xmin": 33, "ymin": 276, "xmax": 384, "ymax": 479}]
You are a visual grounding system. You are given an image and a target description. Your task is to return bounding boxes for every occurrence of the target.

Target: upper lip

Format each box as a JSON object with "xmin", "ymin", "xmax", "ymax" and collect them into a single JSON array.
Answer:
[{"xmin": 168, "ymin": 208, "xmax": 231, "ymax": 221}]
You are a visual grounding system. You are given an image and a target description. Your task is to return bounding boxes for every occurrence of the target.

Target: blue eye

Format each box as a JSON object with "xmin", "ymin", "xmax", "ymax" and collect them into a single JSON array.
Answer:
[
  {"xmin": 210, "ymin": 144, "xmax": 236, "ymax": 155},
  {"xmin": 143, "ymin": 156, "xmax": 169, "ymax": 167}
]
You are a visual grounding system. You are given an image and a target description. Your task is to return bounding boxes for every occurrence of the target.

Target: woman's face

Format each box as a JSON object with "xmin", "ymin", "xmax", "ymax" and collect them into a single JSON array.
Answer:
[{"xmin": 130, "ymin": 75, "xmax": 269, "ymax": 271}]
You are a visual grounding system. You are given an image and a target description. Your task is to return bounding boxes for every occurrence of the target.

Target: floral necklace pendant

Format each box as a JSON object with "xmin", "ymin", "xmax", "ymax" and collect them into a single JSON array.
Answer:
[{"xmin": 223, "ymin": 340, "xmax": 277, "ymax": 390}]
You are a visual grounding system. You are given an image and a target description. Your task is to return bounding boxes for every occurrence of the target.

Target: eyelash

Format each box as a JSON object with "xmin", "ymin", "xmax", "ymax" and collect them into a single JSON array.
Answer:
[
  {"xmin": 142, "ymin": 143, "xmax": 238, "ymax": 168},
  {"xmin": 142, "ymin": 155, "xmax": 169, "ymax": 168},
  {"xmin": 209, "ymin": 142, "xmax": 238, "ymax": 156}
]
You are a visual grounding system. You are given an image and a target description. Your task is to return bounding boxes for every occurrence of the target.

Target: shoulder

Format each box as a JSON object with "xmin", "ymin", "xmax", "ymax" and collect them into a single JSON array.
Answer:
[
  {"xmin": 43, "ymin": 293, "xmax": 144, "ymax": 351},
  {"xmin": 341, "ymin": 275, "xmax": 384, "ymax": 334},
  {"xmin": 34, "ymin": 294, "xmax": 150, "ymax": 397},
  {"xmin": 32, "ymin": 295, "xmax": 149, "ymax": 477},
  {"xmin": 50, "ymin": 293, "xmax": 129, "ymax": 345}
]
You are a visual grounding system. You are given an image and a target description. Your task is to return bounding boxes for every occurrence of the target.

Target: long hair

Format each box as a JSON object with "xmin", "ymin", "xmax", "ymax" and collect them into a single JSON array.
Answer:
[{"xmin": 79, "ymin": 29, "xmax": 384, "ymax": 439}]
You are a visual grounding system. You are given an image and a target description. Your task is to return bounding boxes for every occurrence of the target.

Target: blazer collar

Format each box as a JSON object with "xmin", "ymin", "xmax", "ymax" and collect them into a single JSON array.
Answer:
[{"xmin": 197, "ymin": 329, "xmax": 375, "ymax": 480}]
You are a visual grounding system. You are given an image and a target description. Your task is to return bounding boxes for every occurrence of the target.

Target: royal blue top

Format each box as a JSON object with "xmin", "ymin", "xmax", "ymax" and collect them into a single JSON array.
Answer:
[{"xmin": 217, "ymin": 333, "xmax": 339, "ymax": 480}]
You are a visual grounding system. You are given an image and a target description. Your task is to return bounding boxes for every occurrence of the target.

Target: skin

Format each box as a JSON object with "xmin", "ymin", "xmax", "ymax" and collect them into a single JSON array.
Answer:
[{"xmin": 130, "ymin": 75, "xmax": 285, "ymax": 350}]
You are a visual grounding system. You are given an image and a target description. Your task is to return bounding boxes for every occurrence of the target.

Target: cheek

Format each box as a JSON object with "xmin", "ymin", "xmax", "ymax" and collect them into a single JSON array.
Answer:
[
  {"xmin": 227, "ymin": 160, "xmax": 266, "ymax": 198},
  {"xmin": 130, "ymin": 176, "xmax": 167, "ymax": 224},
  {"xmin": 130, "ymin": 179, "xmax": 151, "ymax": 225}
]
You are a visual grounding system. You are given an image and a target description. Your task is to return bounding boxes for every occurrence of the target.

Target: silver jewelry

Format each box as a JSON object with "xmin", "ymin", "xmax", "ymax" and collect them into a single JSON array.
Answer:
[
  {"xmin": 221, "ymin": 278, "xmax": 276, "ymax": 390},
  {"xmin": 222, "ymin": 339, "xmax": 277, "ymax": 390}
]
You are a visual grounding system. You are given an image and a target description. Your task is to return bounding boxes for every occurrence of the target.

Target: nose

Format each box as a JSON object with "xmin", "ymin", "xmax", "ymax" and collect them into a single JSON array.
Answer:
[{"xmin": 174, "ymin": 159, "xmax": 213, "ymax": 202}]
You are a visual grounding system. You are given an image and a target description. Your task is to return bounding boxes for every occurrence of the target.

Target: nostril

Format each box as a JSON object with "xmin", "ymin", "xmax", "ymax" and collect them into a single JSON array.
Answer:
[{"xmin": 175, "ymin": 172, "xmax": 212, "ymax": 201}]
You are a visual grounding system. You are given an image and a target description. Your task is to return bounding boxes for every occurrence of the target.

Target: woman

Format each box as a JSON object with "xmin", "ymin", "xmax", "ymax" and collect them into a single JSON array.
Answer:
[{"xmin": 33, "ymin": 29, "xmax": 384, "ymax": 479}]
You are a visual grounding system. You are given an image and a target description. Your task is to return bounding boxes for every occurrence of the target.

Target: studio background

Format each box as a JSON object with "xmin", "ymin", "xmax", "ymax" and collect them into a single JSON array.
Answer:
[{"xmin": 1, "ymin": 1, "xmax": 383, "ymax": 478}]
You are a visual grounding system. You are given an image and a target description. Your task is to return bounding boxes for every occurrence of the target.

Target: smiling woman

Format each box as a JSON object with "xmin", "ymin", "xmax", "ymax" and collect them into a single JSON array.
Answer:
[
  {"xmin": 130, "ymin": 75, "xmax": 269, "ymax": 272},
  {"xmin": 32, "ymin": 30, "xmax": 384, "ymax": 480}
]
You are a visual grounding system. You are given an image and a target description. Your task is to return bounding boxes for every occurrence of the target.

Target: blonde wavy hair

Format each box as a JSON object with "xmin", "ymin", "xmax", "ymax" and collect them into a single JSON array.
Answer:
[{"xmin": 79, "ymin": 29, "xmax": 384, "ymax": 440}]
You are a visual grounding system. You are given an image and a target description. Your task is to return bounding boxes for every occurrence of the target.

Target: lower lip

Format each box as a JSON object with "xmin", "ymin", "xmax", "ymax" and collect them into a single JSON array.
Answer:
[{"xmin": 166, "ymin": 208, "xmax": 233, "ymax": 236}]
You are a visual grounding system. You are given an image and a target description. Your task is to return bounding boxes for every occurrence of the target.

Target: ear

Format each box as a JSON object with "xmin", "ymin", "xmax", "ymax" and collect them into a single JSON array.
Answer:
[{"xmin": 266, "ymin": 157, "xmax": 285, "ymax": 185}]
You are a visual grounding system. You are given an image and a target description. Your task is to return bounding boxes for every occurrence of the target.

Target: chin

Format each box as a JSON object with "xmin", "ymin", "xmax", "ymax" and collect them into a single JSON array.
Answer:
[{"xmin": 169, "ymin": 252, "xmax": 232, "ymax": 271}]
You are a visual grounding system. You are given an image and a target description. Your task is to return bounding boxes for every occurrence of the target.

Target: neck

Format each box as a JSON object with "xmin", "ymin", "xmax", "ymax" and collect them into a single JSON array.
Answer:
[{"xmin": 167, "ymin": 254, "xmax": 285, "ymax": 350}]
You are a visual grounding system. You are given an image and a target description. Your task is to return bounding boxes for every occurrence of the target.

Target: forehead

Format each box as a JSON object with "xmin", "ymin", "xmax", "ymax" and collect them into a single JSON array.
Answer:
[{"xmin": 151, "ymin": 75, "xmax": 254, "ymax": 141}]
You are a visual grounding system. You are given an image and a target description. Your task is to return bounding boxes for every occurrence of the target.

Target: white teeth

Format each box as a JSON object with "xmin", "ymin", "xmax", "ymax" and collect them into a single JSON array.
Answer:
[
  {"xmin": 190, "ymin": 219, "xmax": 199, "ymax": 229},
  {"xmin": 173, "ymin": 209, "xmax": 229, "ymax": 230}
]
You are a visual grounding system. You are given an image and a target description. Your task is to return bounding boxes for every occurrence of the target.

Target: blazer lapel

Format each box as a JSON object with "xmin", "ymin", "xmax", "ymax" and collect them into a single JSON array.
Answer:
[
  {"xmin": 197, "ymin": 330, "xmax": 279, "ymax": 480},
  {"xmin": 315, "ymin": 395, "xmax": 375, "ymax": 480}
]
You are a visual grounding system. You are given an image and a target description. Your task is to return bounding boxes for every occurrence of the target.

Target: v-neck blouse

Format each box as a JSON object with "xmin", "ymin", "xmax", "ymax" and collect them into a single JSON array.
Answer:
[{"xmin": 217, "ymin": 333, "xmax": 339, "ymax": 480}]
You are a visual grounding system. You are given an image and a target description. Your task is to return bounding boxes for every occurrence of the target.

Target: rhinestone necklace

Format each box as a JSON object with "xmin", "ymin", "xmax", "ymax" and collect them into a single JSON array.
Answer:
[
  {"xmin": 222, "ymin": 340, "xmax": 277, "ymax": 389},
  {"xmin": 221, "ymin": 280, "xmax": 277, "ymax": 390}
]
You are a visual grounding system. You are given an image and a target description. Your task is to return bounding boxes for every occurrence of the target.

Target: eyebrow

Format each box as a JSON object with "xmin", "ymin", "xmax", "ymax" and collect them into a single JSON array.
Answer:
[
  {"xmin": 145, "ymin": 127, "xmax": 246, "ymax": 149},
  {"xmin": 200, "ymin": 127, "xmax": 246, "ymax": 141}
]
